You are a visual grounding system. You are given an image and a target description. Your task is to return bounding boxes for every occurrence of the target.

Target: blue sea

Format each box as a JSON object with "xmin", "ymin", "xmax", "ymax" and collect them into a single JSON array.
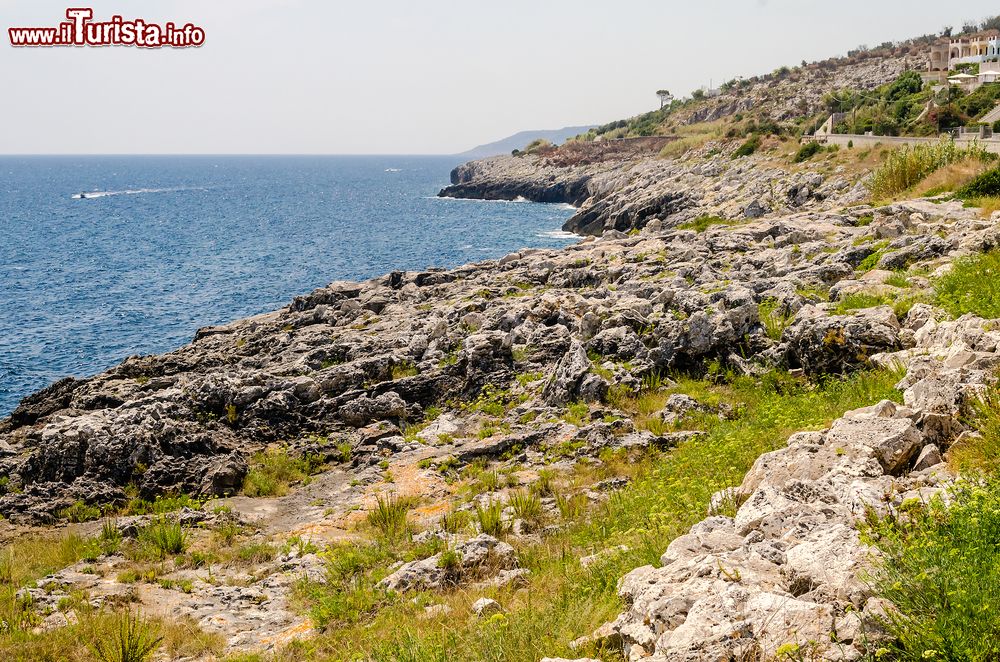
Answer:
[{"xmin": 0, "ymin": 156, "xmax": 577, "ymax": 417}]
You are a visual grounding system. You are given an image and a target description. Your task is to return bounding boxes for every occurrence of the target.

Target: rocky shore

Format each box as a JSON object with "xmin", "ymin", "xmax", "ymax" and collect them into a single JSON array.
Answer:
[
  {"xmin": 4, "ymin": 125, "xmax": 1000, "ymax": 658},
  {"xmin": 440, "ymin": 140, "xmax": 867, "ymax": 235}
]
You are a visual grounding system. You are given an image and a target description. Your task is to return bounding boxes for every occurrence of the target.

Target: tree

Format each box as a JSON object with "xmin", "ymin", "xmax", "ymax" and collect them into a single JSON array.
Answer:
[{"xmin": 656, "ymin": 89, "xmax": 673, "ymax": 109}]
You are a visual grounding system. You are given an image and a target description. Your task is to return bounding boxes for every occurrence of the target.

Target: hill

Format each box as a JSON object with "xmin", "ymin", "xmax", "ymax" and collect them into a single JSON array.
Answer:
[{"xmin": 455, "ymin": 125, "xmax": 595, "ymax": 159}]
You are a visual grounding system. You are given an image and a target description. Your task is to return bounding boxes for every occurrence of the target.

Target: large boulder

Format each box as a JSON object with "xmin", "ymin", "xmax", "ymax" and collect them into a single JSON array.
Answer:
[{"xmin": 784, "ymin": 305, "xmax": 900, "ymax": 374}]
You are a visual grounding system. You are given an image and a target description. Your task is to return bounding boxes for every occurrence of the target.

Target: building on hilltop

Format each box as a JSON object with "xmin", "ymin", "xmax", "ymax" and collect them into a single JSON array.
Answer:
[{"xmin": 926, "ymin": 30, "xmax": 1000, "ymax": 84}]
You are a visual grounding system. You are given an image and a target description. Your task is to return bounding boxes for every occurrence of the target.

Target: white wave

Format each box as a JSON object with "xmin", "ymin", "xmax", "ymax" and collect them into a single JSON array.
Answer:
[
  {"xmin": 430, "ymin": 196, "xmax": 529, "ymax": 204},
  {"xmin": 385, "ymin": 168, "xmax": 401, "ymax": 172},
  {"xmin": 536, "ymin": 230, "xmax": 579, "ymax": 240},
  {"xmin": 72, "ymin": 186, "xmax": 202, "ymax": 200}
]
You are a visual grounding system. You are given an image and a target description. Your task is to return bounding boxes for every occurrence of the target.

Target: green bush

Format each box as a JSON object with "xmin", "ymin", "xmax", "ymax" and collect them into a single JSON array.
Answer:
[
  {"xmin": 957, "ymin": 166, "xmax": 1000, "ymax": 198},
  {"xmin": 732, "ymin": 134, "xmax": 761, "ymax": 159},
  {"xmin": 792, "ymin": 141, "xmax": 823, "ymax": 163},
  {"xmin": 934, "ymin": 250, "xmax": 1000, "ymax": 318},
  {"xmin": 862, "ymin": 480, "xmax": 1000, "ymax": 660}
]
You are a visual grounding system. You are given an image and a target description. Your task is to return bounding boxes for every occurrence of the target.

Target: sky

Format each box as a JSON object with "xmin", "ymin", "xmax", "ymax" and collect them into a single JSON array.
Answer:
[{"xmin": 0, "ymin": 0, "xmax": 992, "ymax": 154}]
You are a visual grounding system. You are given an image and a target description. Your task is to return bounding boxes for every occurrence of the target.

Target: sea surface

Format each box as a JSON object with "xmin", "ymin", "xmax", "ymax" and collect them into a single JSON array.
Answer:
[{"xmin": 0, "ymin": 155, "xmax": 577, "ymax": 417}]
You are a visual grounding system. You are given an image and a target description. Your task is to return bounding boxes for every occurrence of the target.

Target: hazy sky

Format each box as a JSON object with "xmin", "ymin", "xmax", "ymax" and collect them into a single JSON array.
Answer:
[{"xmin": 0, "ymin": 0, "xmax": 991, "ymax": 154}]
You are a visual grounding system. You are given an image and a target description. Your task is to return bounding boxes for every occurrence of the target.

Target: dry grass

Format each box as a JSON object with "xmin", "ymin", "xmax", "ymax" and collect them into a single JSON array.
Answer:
[
  {"xmin": 659, "ymin": 120, "xmax": 727, "ymax": 159},
  {"xmin": 967, "ymin": 196, "xmax": 1000, "ymax": 218},
  {"xmin": 907, "ymin": 158, "xmax": 993, "ymax": 198}
]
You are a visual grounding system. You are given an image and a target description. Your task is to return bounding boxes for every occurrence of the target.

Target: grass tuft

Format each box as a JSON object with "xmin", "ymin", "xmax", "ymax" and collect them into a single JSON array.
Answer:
[
  {"xmin": 367, "ymin": 494, "xmax": 413, "ymax": 541},
  {"xmin": 475, "ymin": 500, "xmax": 507, "ymax": 536},
  {"xmin": 91, "ymin": 611, "xmax": 163, "ymax": 662}
]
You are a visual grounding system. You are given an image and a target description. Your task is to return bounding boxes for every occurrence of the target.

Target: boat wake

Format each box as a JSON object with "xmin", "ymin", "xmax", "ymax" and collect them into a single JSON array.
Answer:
[{"xmin": 72, "ymin": 187, "xmax": 203, "ymax": 200}]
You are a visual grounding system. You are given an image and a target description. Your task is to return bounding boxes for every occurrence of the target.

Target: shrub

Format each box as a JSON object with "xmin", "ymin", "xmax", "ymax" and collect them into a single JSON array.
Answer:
[
  {"xmin": 867, "ymin": 140, "xmax": 993, "ymax": 200},
  {"xmin": 138, "ymin": 518, "xmax": 187, "ymax": 558},
  {"xmin": 91, "ymin": 611, "xmax": 163, "ymax": 662},
  {"xmin": 732, "ymin": 134, "xmax": 761, "ymax": 158},
  {"xmin": 366, "ymin": 493, "xmax": 412, "ymax": 541},
  {"xmin": 934, "ymin": 250, "xmax": 1000, "ymax": 318},
  {"xmin": 861, "ymin": 480, "xmax": 1000, "ymax": 660},
  {"xmin": 792, "ymin": 141, "xmax": 823, "ymax": 163},
  {"xmin": 956, "ymin": 166, "xmax": 1000, "ymax": 198},
  {"xmin": 475, "ymin": 500, "xmax": 507, "ymax": 536},
  {"xmin": 524, "ymin": 139, "xmax": 552, "ymax": 154}
]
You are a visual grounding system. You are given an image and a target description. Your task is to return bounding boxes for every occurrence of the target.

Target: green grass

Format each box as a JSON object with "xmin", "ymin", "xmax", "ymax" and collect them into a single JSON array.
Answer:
[
  {"xmin": 474, "ymin": 500, "xmax": 507, "ymax": 536},
  {"xmin": 832, "ymin": 290, "xmax": 929, "ymax": 319},
  {"xmin": 280, "ymin": 368, "xmax": 902, "ymax": 661},
  {"xmin": 91, "ymin": 610, "xmax": 163, "ymax": 662},
  {"xmin": 242, "ymin": 448, "xmax": 322, "ymax": 497},
  {"xmin": 367, "ymin": 493, "xmax": 413, "ymax": 541},
  {"xmin": 508, "ymin": 490, "xmax": 542, "ymax": 523},
  {"xmin": 137, "ymin": 518, "xmax": 188, "ymax": 559},
  {"xmin": 951, "ymin": 386, "xmax": 1000, "ymax": 475},
  {"xmin": 676, "ymin": 215, "xmax": 731, "ymax": 233},
  {"xmin": 0, "ymin": 531, "xmax": 220, "ymax": 661},
  {"xmin": 121, "ymin": 494, "xmax": 201, "ymax": 516},
  {"xmin": 391, "ymin": 362, "xmax": 419, "ymax": 380},
  {"xmin": 934, "ymin": 250, "xmax": 1000, "ymax": 319},
  {"xmin": 61, "ymin": 500, "xmax": 101, "ymax": 523},
  {"xmin": 758, "ymin": 298, "xmax": 793, "ymax": 341},
  {"xmin": 861, "ymin": 479, "xmax": 1000, "ymax": 661},
  {"xmin": 868, "ymin": 140, "xmax": 993, "ymax": 201}
]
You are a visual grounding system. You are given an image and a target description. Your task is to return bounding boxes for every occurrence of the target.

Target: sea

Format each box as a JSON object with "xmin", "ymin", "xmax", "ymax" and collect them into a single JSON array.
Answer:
[{"xmin": 0, "ymin": 155, "xmax": 578, "ymax": 417}]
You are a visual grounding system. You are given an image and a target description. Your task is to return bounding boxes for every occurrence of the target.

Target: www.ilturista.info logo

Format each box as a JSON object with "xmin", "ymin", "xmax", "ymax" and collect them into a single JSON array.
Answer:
[{"xmin": 8, "ymin": 8, "xmax": 205, "ymax": 48}]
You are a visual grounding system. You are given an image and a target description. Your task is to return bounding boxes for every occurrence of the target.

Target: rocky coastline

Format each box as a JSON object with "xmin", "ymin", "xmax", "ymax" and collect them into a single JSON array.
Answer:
[{"xmin": 4, "ymin": 123, "xmax": 1000, "ymax": 658}]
